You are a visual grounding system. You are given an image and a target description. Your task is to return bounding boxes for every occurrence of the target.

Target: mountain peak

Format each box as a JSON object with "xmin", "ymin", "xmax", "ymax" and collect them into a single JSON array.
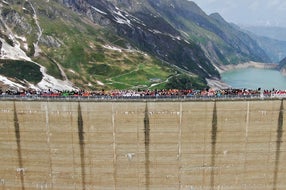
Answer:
[{"xmin": 209, "ymin": 12, "xmax": 225, "ymax": 22}]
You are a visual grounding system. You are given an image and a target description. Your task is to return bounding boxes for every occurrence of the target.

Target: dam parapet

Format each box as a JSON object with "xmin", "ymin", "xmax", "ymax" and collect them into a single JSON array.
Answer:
[{"xmin": 0, "ymin": 100, "xmax": 285, "ymax": 189}]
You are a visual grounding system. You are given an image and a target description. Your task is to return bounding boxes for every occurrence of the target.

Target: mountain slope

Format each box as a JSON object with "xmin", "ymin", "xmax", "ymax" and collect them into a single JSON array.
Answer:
[
  {"xmin": 145, "ymin": 0, "xmax": 270, "ymax": 65},
  {"xmin": 62, "ymin": 0, "xmax": 270, "ymax": 75},
  {"xmin": 65, "ymin": 0, "xmax": 220, "ymax": 78},
  {"xmin": 0, "ymin": 0, "xmax": 186, "ymax": 90},
  {"xmin": 242, "ymin": 26, "xmax": 286, "ymax": 41},
  {"xmin": 0, "ymin": 0, "xmax": 271, "ymax": 91},
  {"xmin": 241, "ymin": 27, "xmax": 286, "ymax": 63},
  {"xmin": 247, "ymin": 34, "xmax": 286, "ymax": 63}
]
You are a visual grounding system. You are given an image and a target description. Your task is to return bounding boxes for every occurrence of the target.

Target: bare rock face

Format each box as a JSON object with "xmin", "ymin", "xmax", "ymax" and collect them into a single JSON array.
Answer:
[
  {"xmin": 0, "ymin": 40, "xmax": 2, "ymax": 56},
  {"xmin": 39, "ymin": 35, "xmax": 62, "ymax": 48},
  {"xmin": 278, "ymin": 57, "xmax": 286, "ymax": 75},
  {"xmin": 2, "ymin": 10, "xmax": 32, "ymax": 36}
]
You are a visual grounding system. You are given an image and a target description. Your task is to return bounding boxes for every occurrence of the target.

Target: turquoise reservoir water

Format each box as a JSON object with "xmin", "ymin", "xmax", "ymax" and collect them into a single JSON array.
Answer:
[{"xmin": 221, "ymin": 68, "xmax": 286, "ymax": 90}]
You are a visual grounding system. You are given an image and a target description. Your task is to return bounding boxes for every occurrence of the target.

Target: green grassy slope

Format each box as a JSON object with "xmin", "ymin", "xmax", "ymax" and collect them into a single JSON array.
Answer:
[{"xmin": 0, "ymin": 0, "xmax": 214, "ymax": 90}]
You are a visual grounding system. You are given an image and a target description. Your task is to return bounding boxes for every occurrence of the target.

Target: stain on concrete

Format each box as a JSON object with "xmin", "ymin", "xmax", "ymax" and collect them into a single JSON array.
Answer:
[
  {"xmin": 13, "ymin": 102, "xmax": 25, "ymax": 190},
  {"xmin": 211, "ymin": 101, "xmax": 217, "ymax": 190},
  {"xmin": 77, "ymin": 102, "xmax": 86, "ymax": 190},
  {"xmin": 144, "ymin": 103, "xmax": 150, "ymax": 190},
  {"xmin": 112, "ymin": 103, "xmax": 117, "ymax": 189},
  {"xmin": 273, "ymin": 100, "xmax": 284, "ymax": 190}
]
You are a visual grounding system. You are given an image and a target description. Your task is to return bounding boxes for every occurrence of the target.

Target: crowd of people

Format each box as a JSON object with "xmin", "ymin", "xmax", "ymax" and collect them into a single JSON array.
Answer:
[{"xmin": 0, "ymin": 87, "xmax": 286, "ymax": 99}]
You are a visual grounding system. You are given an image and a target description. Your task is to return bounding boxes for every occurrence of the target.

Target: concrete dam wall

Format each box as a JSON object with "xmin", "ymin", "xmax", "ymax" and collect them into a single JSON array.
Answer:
[{"xmin": 0, "ymin": 99, "xmax": 285, "ymax": 190}]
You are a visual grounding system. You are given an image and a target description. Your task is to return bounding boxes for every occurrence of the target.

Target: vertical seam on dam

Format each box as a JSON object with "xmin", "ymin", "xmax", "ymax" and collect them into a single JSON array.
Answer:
[
  {"xmin": 111, "ymin": 103, "xmax": 117, "ymax": 189},
  {"xmin": 13, "ymin": 101, "xmax": 25, "ymax": 190},
  {"xmin": 273, "ymin": 100, "xmax": 284, "ymax": 190},
  {"xmin": 243, "ymin": 101, "xmax": 250, "ymax": 183},
  {"xmin": 112, "ymin": 103, "xmax": 117, "ymax": 189},
  {"xmin": 178, "ymin": 101, "xmax": 182, "ymax": 190},
  {"xmin": 144, "ymin": 102, "xmax": 150, "ymax": 190},
  {"xmin": 77, "ymin": 102, "xmax": 86, "ymax": 190},
  {"xmin": 45, "ymin": 102, "xmax": 53, "ymax": 188},
  {"xmin": 211, "ymin": 101, "xmax": 217, "ymax": 190}
]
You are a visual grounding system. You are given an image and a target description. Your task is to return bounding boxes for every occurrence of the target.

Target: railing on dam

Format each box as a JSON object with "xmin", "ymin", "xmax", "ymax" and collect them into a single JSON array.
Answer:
[
  {"xmin": 0, "ymin": 93, "xmax": 284, "ymax": 101},
  {"xmin": 1, "ymin": 88, "xmax": 286, "ymax": 101}
]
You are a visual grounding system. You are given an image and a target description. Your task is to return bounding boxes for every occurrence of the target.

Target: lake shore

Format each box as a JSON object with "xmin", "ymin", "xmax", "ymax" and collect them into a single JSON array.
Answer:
[
  {"xmin": 217, "ymin": 61, "xmax": 278, "ymax": 73},
  {"xmin": 206, "ymin": 78, "xmax": 231, "ymax": 90},
  {"xmin": 207, "ymin": 61, "xmax": 279, "ymax": 89}
]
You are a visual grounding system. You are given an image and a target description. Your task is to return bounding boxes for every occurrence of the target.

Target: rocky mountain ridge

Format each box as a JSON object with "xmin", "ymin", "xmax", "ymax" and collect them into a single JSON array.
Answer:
[
  {"xmin": 279, "ymin": 57, "xmax": 286, "ymax": 75},
  {"xmin": 0, "ymin": 0, "xmax": 276, "ymax": 91}
]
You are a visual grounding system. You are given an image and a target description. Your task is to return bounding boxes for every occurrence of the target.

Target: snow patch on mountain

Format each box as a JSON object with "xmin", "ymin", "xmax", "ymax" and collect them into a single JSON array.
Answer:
[
  {"xmin": 0, "ymin": 37, "xmax": 76, "ymax": 91},
  {"xmin": 91, "ymin": 6, "xmax": 107, "ymax": 15},
  {"xmin": 0, "ymin": 38, "xmax": 31, "ymax": 61},
  {"xmin": 37, "ymin": 67, "xmax": 76, "ymax": 91},
  {"xmin": 103, "ymin": 45, "xmax": 122, "ymax": 52},
  {"xmin": 1, "ymin": 0, "xmax": 9, "ymax": 6},
  {"xmin": 0, "ymin": 75, "xmax": 25, "ymax": 89},
  {"xmin": 113, "ymin": 10, "xmax": 132, "ymax": 26}
]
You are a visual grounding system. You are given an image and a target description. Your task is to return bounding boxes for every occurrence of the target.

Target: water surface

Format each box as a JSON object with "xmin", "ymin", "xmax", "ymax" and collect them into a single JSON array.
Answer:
[{"xmin": 221, "ymin": 68, "xmax": 286, "ymax": 90}]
